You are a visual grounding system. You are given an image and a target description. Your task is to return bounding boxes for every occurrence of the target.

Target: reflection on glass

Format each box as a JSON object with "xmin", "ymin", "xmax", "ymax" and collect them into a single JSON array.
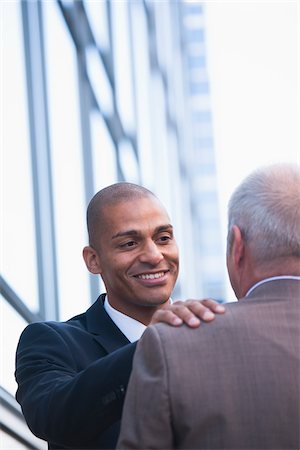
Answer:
[
  {"xmin": 60, "ymin": 0, "xmax": 75, "ymax": 8},
  {"xmin": 1, "ymin": 1, "xmax": 39, "ymax": 311},
  {"xmin": 1, "ymin": 296, "xmax": 27, "ymax": 395},
  {"xmin": 150, "ymin": 72, "xmax": 172, "ymax": 212},
  {"xmin": 85, "ymin": 47, "xmax": 113, "ymax": 116},
  {"xmin": 111, "ymin": 0, "xmax": 135, "ymax": 133},
  {"xmin": 43, "ymin": 0, "xmax": 90, "ymax": 320},
  {"xmin": 129, "ymin": 1, "xmax": 154, "ymax": 188},
  {"xmin": 90, "ymin": 110, "xmax": 118, "ymax": 190},
  {"xmin": 118, "ymin": 140, "xmax": 140, "ymax": 183},
  {"xmin": 89, "ymin": 110, "xmax": 118, "ymax": 297},
  {"xmin": 84, "ymin": 0, "xmax": 109, "ymax": 50},
  {"xmin": 0, "ymin": 432, "xmax": 28, "ymax": 450},
  {"xmin": 153, "ymin": 1, "xmax": 172, "ymax": 72}
]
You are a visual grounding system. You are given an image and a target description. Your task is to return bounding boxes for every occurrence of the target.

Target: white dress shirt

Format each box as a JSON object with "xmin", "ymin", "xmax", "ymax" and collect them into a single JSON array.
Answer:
[
  {"xmin": 104, "ymin": 296, "xmax": 146, "ymax": 343},
  {"xmin": 246, "ymin": 275, "xmax": 300, "ymax": 297}
]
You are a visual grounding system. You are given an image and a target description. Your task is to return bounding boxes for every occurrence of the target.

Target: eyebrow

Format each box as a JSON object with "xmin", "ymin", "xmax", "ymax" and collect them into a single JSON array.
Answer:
[{"xmin": 112, "ymin": 224, "xmax": 173, "ymax": 240}]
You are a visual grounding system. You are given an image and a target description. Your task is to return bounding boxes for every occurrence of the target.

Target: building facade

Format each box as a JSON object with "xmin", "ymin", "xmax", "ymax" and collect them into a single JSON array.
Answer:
[{"xmin": 0, "ymin": 1, "xmax": 225, "ymax": 447}]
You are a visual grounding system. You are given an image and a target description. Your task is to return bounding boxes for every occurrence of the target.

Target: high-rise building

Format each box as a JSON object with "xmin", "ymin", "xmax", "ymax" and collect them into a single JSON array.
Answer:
[{"xmin": 181, "ymin": 2, "xmax": 225, "ymax": 300}]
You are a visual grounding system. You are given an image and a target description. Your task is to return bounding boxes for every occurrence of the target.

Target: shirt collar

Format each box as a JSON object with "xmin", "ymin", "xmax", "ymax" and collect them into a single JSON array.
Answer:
[
  {"xmin": 246, "ymin": 276, "xmax": 300, "ymax": 297},
  {"xmin": 104, "ymin": 296, "xmax": 146, "ymax": 343}
]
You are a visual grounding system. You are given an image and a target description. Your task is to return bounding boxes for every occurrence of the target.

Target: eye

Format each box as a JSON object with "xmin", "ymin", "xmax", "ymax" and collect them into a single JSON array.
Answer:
[
  {"xmin": 120, "ymin": 241, "xmax": 137, "ymax": 248},
  {"xmin": 157, "ymin": 234, "xmax": 172, "ymax": 243}
]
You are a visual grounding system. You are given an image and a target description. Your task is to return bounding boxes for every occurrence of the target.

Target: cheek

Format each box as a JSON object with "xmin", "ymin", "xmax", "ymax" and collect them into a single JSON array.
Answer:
[
  {"xmin": 110, "ymin": 254, "xmax": 134, "ymax": 273},
  {"xmin": 99, "ymin": 255, "xmax": 119, "ymax": 277},
  {"xmin": 170, "ymin": 245, "xmax": 179, "ymax": 264}
]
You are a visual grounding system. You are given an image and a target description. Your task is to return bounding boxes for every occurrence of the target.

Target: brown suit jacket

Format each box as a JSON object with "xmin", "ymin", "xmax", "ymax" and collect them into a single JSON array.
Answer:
[{"xmin": 117, "ymin": 279, "xmax": 300, "ymax": 449}]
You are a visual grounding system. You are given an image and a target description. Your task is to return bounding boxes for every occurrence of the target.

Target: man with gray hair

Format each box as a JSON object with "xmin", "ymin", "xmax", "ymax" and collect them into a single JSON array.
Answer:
[{"xmin": 117, "ymin": 163, "xmax": 300, "ymax": 450}]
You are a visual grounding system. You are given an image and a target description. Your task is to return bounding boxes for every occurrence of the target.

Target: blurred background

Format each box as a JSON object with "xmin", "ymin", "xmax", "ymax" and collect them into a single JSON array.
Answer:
[{"xmin": 1, "ymin": 0, "xmax": 299, "ymax": 447}]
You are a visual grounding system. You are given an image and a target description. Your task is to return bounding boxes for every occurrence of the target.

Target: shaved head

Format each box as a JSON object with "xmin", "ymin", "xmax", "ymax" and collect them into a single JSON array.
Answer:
[
  {"xmin": 83, "ymin": 182, "xmax": 178, "ymax": 323},
  {"xmin": 87, "ymin": 183, "xmax": 159, "ymax": 246}
]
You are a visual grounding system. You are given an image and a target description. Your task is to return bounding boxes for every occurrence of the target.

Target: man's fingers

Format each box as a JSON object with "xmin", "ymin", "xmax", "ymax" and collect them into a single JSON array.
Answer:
[
  {"xmin": 178, "ymin": 299, "xmax": 225, "ymax": 323},
  {"xmin": 167, "ymin": 302, "xmax": 202, "ymax": 327},
  {"xmin": 151, "ymin": 299, "xmax": 226, "ymax": 328},
  {"xmin": 150, "ymin": 309, "xmax": 183, "ymax": 327},
  {"xmin": 200, "ymin": 298, "xmax": 226, "ymax": 314}
]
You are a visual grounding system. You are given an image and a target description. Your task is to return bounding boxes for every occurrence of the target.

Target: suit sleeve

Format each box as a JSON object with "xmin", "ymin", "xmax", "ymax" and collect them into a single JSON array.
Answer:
[
  {"xmin": 117, "ymin": 325, "xmax": 173, "ymax": 449},
  {"xmin": 15, "ymin": 322, "xmax": 136, "ymax": 448}
]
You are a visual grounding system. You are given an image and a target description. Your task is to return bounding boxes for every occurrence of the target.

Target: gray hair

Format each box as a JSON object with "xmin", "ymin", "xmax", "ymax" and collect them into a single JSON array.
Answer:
[{"xmin": 227, "ymin": 163, "xmax": 300, "ymax": 263}]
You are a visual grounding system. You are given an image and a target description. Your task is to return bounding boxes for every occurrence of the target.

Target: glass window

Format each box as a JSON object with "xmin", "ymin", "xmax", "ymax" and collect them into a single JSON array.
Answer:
[
  {"xmin": 194, "ymin": 136, "xmax": 214, "ymax": 149},
  {"xmin": 194, "ymin": 147, "xmax": 215, "ymax": 165},
  {"xmin": 1, "ymin": 1, "xmax": 39, "ymax": 311},
  {"xmin": 193, "ymin": 121, "xmax": 213, "ymax": 139},
  {"xmin": 186, "ymin": 28, "xmax": 205, "ymax": 42},
  {"xmin": 83, "ymin": 0, "xmax": 110, "ymax": 50},
  {"xmin": 188, "ymin": 55, "xmax": 206, "ymax": 69},
  {"xmin": 153, "ymin": 1, "xmax": 172, "ymax": 72},
  {"xmin": 129, "ymin": 1, "xmax": 154, "ymax": 188},
  {"xmin": 118, "ymin": 139, "xmax": 140, "ymax": 183},
  {"xmin": 60, "ymin": 0, "xmax": 75, "ymax": 7},
  {"xmin": 111, "ymin": 0, "xmax": 135, "ymax": 133},
  {"xmin": 149, "ymin": 72, "xmax": 172, "ymax": 211},
  {"xmin": 190, "ymin": 81, "xmax": 210, "ymax": 94},
  {"xmin": 184, "ymin": 3, "xmax": 204, "ymax": 15},
  {"xmin": 90, "ymin": 110, "xmax": 118, "ymax": 296},
  {"xmin": 43, "ymin": 0, "xmax": 90, "ymax": 320},
  {"xmin": 193, "ymin": 110, "xmax": 212, "ymax": 121},
  {"xmin": 0, "ymin": 432, "xmax": 28, "ymax": 450},
  {"xmin": 0, "ymin": 296, "xmax": 27, "ymax": 396},
  {"xmin": 85, "ymin": 46, "xmax": 113, "ymax": 117},
  {"xmin": 90, "ymin": 110, "xmax": 118, "ymax": 191}
]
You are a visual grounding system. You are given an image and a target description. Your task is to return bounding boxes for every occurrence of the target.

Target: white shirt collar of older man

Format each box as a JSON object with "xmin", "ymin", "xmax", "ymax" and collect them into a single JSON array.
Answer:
[
  {"xmin": 246, "ymin": 275, "xmax": 300, "ymax": 298},
  {"xmin": 104, "ymin": 296, "xmax": 147, "ymax": 343}
]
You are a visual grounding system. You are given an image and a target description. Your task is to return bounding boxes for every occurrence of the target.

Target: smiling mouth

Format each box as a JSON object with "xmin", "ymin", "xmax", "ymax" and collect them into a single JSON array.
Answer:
[{"xmin": 135, "ymin": 271, "xmax": 167, "ymax": 280}]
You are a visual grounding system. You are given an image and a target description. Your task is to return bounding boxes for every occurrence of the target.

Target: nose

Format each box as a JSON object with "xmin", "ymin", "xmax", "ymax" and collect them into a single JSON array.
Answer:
[{"xmin": 139, "ymin": 240, "xmax": 164, "ymax": 265}]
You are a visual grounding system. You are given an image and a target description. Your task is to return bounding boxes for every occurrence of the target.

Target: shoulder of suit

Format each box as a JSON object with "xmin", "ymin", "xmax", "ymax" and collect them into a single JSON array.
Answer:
[
  {"xmin": 25, "ymin": 296, "xmax": 104, "ymax": 334},
  {"xmin": 22, "ymin": 309, "xmax": 88, "ymax": 338},
  {"xmin": 150, "ymin": 301, "xmax": 250, "ymax": 338}
]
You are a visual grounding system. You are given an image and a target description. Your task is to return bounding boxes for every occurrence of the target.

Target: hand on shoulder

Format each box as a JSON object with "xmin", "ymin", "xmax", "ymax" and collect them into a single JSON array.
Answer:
[{"xmin": 150, "ymin": 298, "xmax": 225, "ymax": 328}]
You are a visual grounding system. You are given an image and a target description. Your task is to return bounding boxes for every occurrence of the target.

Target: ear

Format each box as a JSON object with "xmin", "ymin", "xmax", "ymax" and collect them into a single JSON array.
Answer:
[
  {"xmin": 82, "ymin": 246, "xmax": 102, "ymax": 274},
  {"xmin": 230, "ymin": 225, "xmax": 245, "ymax": 268},
  {"xmin": 226, "ymin": 225, "xmax": 246, "ymax": 299}
]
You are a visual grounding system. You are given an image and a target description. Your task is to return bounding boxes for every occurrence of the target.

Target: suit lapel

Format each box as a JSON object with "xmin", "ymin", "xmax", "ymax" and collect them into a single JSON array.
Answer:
[{"xmin": 85, "ymin": 294, "xmax": 130, "ymax": 353}]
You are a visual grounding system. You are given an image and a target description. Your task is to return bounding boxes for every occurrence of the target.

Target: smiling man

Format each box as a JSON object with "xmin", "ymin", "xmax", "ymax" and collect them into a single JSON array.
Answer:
[
  {"xmin": 15, "ymin": 182, "xmax": 224, "ymax": 450},
  {"xmin": 83, "ymin": 186, "xmax": 179, "ymax": 325}
]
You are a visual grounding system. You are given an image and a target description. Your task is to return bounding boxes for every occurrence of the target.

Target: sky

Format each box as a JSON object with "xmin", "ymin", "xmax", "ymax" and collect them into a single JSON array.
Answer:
[{"xmin": 204, "ymin": 1, "xmax": 299, "ymax": 299}]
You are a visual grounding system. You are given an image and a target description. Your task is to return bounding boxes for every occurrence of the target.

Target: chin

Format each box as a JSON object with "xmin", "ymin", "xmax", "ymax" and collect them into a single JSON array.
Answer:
[{"xmin": 144, "ymin": 296, "xmax": 170, "ymax": 307}]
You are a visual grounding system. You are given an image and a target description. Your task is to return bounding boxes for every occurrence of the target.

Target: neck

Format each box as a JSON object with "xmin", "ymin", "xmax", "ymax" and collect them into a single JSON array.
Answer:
[
  {"xmin": 237, "ymin": 257, "xmax": 300, "ymax": 299},
  {"xmin": 107, "ymin": 297, "xmax": 171, "ymax": 326}
]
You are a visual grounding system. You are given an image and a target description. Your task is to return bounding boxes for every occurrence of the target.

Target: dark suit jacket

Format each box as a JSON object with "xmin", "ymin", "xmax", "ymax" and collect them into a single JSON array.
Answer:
[
  {"xmin": 118, "ymin": 279, "xmax": 300, "ymax": 450},
  {"xmin": 15, "ymin": 294, "xmax": 137, "ymax": 449}
]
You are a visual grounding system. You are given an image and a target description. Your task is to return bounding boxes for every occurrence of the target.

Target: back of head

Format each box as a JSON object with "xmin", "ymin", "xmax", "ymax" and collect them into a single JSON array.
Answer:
[
  {"xmin": 227, "ymin": 163, "xmax": 300, "ymax": 264},
  {"xmin": 87, "ymin": 182, "xmax": 158, "ymax": 245}
]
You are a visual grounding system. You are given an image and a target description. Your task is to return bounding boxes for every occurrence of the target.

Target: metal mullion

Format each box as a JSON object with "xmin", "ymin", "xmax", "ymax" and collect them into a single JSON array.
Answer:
[
  {"xmin": 21, "ymin": 0, "xmax": 59, "ymax": 320},
  {"xmin": 76, "ymin": 51, "xmax": 101, "ymax": 303},
  {"xmin": 0, "ymin": 276, "xmax": 42, "ymax": 324}
]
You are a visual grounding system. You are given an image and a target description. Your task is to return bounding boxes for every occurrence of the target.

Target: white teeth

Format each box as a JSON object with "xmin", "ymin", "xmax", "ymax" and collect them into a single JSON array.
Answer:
[{"xmin": 137, "ymin": 272, "xmax": 165, "ymax": 280}]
